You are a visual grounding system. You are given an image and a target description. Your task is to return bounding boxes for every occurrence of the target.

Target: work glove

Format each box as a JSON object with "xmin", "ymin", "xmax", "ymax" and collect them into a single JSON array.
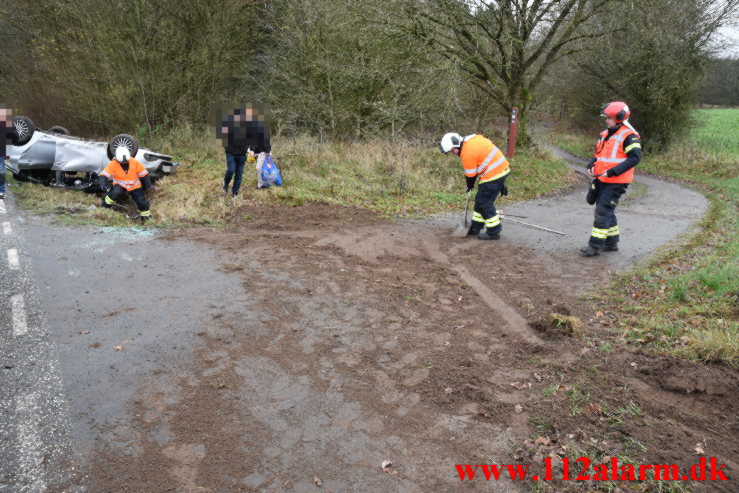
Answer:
[
  {"xmin": 465, "ymin": 176, "xmax": 476, "ymax": 193},
  {"xmin": 501, "ymin": 184, "xmax": 509, "ymax": 197},
  {"xmin": 586, "ymin": 180, "xmax": 598, "ymax": 205}
]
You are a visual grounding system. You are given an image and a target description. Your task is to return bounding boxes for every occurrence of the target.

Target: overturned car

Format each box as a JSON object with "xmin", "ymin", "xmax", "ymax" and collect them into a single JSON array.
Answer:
[{"xmin": 5, "ymin": 116, "xmax": 176, "ymax": 192}]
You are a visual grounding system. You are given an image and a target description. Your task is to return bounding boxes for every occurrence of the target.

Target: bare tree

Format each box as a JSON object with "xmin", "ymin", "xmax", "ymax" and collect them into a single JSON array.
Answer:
[
  {"xmin": 400, "ymin": 0, "xmax": 614, "ymax": 144},
  {"xmin": 574, "ymin": 0, "xmax": 739, "ymax": 150}
]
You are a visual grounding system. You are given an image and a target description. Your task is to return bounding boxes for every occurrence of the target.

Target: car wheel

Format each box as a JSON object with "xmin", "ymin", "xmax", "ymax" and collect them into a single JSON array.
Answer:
[
  {"xmin": 12, "ymin": 116, "xmax": 36, "ymax": 146},
  {"xmin": 107, "ymin": 134, "xmax": 139, "ymax": 160},
  {"xmin": 10, "ymin": 170, "xmax": 30, "ymax": 182},
  {"xmin": 48, "ymin": 125, "xmax": 70, "ymax": 135}
]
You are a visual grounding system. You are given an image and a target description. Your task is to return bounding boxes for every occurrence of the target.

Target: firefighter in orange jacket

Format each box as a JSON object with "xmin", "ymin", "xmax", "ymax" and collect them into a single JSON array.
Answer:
[
  {"xmin": 99, "ymin": 147, "xmax": 153, "ymax": 222},
  {"xmin": 581, "ymin": 102, "xmax": 642, "ymax": 256},
  {"xmin": 440, "ymin": 132, "xmax": 511, "ymax": 240}
]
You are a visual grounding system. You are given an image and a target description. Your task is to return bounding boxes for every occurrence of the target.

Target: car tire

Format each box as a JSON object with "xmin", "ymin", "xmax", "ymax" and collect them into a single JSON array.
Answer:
[
  {"xmin": 12, "ymin": 116, "xmax": 36, "ymax": 146},
  {"xmin": 48, "ymin": 125, "xmax": 70, "ymax": 135},
  {"xmin": 107, "ymin": 134, "xmax": 139, "ymax": 160},
  {"xmin": 10, "ymin": 170, "xmax": 30, "ymax": 182}
]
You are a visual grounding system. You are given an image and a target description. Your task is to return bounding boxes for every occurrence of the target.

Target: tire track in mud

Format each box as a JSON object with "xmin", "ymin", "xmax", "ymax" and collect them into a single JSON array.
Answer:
[{"xmin": 420, "ymin": 237, "xmax": 542, "ymax": 344}]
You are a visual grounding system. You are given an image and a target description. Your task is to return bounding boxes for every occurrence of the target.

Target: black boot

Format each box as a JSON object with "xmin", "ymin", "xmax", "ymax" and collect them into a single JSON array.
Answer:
[
  {"xmin": 467, "ymin": 224, "xmax": 483, "ymax": 236},
  {"xmin": 478, "ymin": 230, "xmax": 500, "ymax": 240},
  {"xmin": 603, "ymin": 244, "xmax": 619, "ymax": 252},
  {"xmin": 580, "ymin": 245, "xmax": 601, "ymax": 256}
]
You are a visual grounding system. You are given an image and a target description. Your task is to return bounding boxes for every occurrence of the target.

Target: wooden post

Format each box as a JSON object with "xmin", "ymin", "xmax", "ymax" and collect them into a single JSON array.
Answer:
[{"xmin": 506, "ymin": 106, "xmax": 518, "ymax": 158}]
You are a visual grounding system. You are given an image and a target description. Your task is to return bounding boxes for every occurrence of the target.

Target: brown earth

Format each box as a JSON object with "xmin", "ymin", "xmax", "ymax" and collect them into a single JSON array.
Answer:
[{"xmin": 86, "ymin": 203, "xmax": 738, "ymax": 492}]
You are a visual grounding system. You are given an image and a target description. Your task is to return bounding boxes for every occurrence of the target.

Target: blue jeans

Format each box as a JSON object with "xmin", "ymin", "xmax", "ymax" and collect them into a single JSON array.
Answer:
[
  {"xmin": 0, "ymin": 156, "xmax": 5, "ymax": 195},
  {"xmin": 224, "ymin": 152, "xmax": 246, "ymax": 195}
]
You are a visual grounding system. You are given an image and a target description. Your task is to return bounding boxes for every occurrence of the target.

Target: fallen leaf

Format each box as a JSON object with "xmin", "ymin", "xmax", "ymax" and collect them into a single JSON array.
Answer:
[
  {"xmin": 383, "ymin": 467, "xmax": 399, "ymax": 476},
  {"xmin": 695, "ymin": 443, "xmax": 705, "ymax": 454},
  {"xmin": 444, "ymin": 387, "xmax": 454, "ymax": 395},
  {"xmin": 595, "ymin": 311, "xmax": 604, "ymax": 318},
  {"xmin": 535, "ymin": 436, "xmax": 550, "ymax": 446},
  {"xmin": 678, "ymin": 336, "xmax": 690, "ymax": 346},
  {"xmin": 114, "ymin": 345, "xmax": 124, "ymax": 351},
  {"xmin": 533, "ymin": 372, "xmax": 543, "ymax": 382},
  {"xmin": 313, "ymin": 476, "xmax": 322, "ymax": 487},
  {"xmin": 587, "ymin": 403, "xmax": 603, "ymax": 416},
  {"xmin": 579, "ymin": 347, "xmax": 591, "ymax": 355},
  {"xmin": 557, "ymin": 384, "xmax": 571, "ymax": 392},
  {"xmin": 514, "ymin": 404, "xmax": 523, "ymax": 414}
]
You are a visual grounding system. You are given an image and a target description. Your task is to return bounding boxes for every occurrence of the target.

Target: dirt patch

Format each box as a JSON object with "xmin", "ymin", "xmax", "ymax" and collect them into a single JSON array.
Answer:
[{"xmin": 84, "ymin": 204, "xmax": 738, "ymax": 492}]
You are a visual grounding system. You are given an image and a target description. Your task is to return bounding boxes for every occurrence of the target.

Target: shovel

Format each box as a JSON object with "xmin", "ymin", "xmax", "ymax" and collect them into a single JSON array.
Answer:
[{"xmin": 451, "ymin": 191, "xmax": 472, "ymax": 237}]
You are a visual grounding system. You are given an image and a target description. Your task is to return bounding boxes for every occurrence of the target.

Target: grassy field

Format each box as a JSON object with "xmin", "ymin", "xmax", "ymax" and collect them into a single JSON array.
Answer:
[
  {"xmin": 551, "ymin": 108, "xmax": 739, "ymax": 367},
  {"xmin": 9, "ymin": 125, "xmax": 578, "ymax": 226}
]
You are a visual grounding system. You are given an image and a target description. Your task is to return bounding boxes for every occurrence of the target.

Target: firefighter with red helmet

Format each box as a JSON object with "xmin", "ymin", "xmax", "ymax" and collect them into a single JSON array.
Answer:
[{"xmin": 581, "ymin": 102, "xmax": 643, "ymax": 256}]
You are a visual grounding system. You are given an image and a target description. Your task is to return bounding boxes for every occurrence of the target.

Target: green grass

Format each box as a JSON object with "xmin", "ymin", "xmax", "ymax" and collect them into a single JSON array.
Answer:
[
  {"xmin": 9, "ymin": 124, "xmax": 578, "ymax": 227},
  {"xmin": 551, "ymin": 108, "xmax": 739, "ymax": 367}
]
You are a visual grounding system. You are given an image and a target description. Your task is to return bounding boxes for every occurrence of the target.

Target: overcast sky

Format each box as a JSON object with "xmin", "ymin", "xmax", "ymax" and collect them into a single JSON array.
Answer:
[{"xmin": 715, "ymin": 22, "xmax": 739, "ymax": 57}]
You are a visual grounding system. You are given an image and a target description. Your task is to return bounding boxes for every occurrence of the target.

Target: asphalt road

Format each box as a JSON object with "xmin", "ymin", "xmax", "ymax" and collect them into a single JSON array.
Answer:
[
  {"xmin": 421, "ymin": 147, "xmax": 708, "ymax": 271},
  {"xmin": 0, "ymin": 153, "xmax": 710, "ymax": 490},
  {"xmin": 0, "ymin": 194, "xmax": 247, "ymax": 491},
  {"xmin": 0, "ymin": 196, "xmax": 77, "ymax": 492}
]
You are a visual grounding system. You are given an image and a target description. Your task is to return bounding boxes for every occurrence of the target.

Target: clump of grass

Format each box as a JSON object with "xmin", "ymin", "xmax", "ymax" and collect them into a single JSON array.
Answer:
[
  {"xmin": 532, "ymin": 312, "xmax": 585, "ymax": 337},
  {"xmin": 10, "ymin": 124, "xmax": 578, "ymax": 227}
]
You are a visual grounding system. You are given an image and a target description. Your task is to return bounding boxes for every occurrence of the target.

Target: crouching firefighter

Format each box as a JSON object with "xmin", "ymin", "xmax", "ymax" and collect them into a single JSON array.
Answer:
[
  {"xmin": 581, "ymin": 101, "xmax": 642, "ymax": 256},
  {"xmin": 440, "ymin": 132, "xmax": 510, "ymax": 240},
  {"xmin": 99, "ymin": 147, "xmax": 153, "ymax": 223}
]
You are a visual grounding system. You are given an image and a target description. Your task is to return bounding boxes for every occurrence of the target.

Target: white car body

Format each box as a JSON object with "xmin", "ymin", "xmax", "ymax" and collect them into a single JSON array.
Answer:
[{"xmin": 6, "ymin": 131, "xmax": 175, "ymax": 178}]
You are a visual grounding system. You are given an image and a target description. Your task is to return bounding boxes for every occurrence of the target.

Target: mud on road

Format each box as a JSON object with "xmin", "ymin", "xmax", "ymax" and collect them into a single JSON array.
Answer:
[{"xmin": 64, "ymin": 198, "xmax": 735, "ymax": 492}]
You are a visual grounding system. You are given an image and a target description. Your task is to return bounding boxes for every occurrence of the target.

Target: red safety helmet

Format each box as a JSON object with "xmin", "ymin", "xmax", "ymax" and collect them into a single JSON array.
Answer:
[{"xmin": 600, "ymin": 102, "xmax": 630, "ymax": 123}]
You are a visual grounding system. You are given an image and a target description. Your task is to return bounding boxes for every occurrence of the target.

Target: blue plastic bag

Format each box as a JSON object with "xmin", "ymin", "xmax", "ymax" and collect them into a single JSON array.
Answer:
[{"xmin": 260, "ymin": 154, "xmax": 282, "ymax": 187}]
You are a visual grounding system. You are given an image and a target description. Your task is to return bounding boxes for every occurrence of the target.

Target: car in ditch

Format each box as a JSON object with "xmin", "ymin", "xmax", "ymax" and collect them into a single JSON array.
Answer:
[{"xmin": 5, "ymin": 116, "xmax": 177, "ymax": 192}]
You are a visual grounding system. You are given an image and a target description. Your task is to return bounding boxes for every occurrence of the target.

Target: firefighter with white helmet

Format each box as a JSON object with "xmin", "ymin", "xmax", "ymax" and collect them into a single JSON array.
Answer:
[
  {"xmin": 581, "ymin": 101, "xmax": 643, "ymax": 256},
  {"xmin": 99, "ymin": 146, "xmax": 154, "ymax": 222},
  {"xmin": 440, "ymin": 131, "xmax": 510, "ymax": 240}
]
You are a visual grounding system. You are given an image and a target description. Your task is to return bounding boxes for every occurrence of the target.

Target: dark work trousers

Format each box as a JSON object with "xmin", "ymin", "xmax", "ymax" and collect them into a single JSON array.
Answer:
[
  {"xmin": 224, "ymin": 152, "xmax": 247, "ymax": 195},
  {"xmin": 102, "ymin": 185, "xmax": 151, "ymax": 217},
  {"xmin": 589, "ymin": 182, "xmax": 628, "ymax": 248},
  {"xmin": 470, "ymin": 175, "xmax": 507, "ymax": 235}
]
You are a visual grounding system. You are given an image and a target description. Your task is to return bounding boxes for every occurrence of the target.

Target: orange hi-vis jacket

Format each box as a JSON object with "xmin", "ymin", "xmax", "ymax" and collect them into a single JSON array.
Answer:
[
  {"xmin": 101, "ymin": 158, "xmax": 148, "ymax": 191},
  {"xmin": 460, "ymin": 134, "xmax": 510, "ymax": 183},
  {"xmin": 593, "ymin": 124, "xmax": 639, "ymax": 184}
]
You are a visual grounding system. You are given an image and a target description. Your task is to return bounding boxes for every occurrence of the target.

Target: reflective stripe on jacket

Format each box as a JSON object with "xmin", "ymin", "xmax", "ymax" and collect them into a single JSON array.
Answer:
[
  {"xmin": 593, "ymin": 125, "xmax": 639, "ymax": 184},
  {"xmin": 460, "ymin": 134, "xmax": 510, "ymax": 183},
  {"xmin": 101, "ymin": 158, "xmax": 148, "ymax": 191}
]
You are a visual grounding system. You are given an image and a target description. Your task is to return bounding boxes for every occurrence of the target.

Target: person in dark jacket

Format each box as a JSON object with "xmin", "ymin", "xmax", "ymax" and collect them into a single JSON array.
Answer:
[
  {"xmin": 1, "ymin": 106, "xmax": 20, "ymax": 200},
  {"xmin": 218, "ymin": 105, "xmax": 272, "ymax": 197}
]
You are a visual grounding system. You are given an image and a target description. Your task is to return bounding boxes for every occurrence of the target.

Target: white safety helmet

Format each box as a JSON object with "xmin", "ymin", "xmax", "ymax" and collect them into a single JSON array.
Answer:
[
  {"xmin": 115, "ymin": 146, "xmax": 131, "ymax": 164},
  {"xmin": 439, "ymin": 132, "xmax": 463, "ymax": 154}
]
